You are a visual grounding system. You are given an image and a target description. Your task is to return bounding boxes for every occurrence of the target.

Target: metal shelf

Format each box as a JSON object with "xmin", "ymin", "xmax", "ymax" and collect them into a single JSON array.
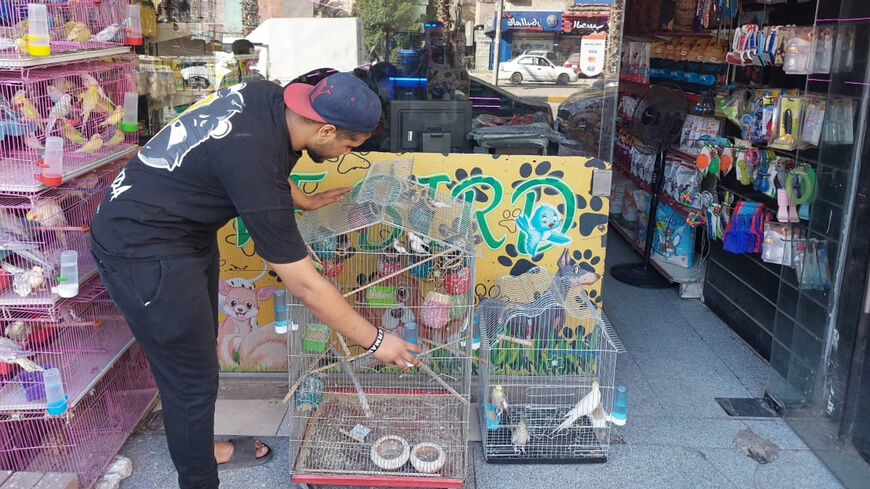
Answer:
[
  {"xmin": 0, "ymin": 47, "xmax": 132, "ymax": 69},
  {"xmin": 0, "ymin": 146, "xmax": 137, "ymax": 194}
]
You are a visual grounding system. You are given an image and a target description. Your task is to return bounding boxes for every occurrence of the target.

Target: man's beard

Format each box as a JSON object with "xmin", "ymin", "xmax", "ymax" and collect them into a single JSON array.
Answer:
[{"xmin": 307, "ymin": 148, "xmax": 326, "ymax": 163}]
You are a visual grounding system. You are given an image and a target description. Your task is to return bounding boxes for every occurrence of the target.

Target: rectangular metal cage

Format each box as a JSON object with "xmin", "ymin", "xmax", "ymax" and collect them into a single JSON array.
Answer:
[
  {"xmin": 286, "ymin": 159, "xmax": 477, "ymax": 488},
  {"xmin": 477, "ymin": 267, "xmax": 624, "ymax": 463}
]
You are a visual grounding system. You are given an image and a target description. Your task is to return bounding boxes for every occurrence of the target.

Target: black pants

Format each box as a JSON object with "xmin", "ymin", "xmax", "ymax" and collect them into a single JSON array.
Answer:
[{"xmin": 91, "ymin": 236, "xmax": 221, "ymax": 489}]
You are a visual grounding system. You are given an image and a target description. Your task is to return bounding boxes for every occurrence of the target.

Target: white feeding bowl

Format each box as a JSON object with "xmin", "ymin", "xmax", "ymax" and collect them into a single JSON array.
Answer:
[
  {"xmin": 370, "ymin": 435, "xmax": 410, "ymax": 471},
  {"xmin": 410, "ymin": 442, "xmax": 446, "ymax": 474}
]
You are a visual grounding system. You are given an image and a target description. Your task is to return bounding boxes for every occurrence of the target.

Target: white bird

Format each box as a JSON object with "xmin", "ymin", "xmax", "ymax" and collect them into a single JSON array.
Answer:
[
  {"xmin": 552, "ymin": 381, "xmax": 601, "ymax": 434},
  {"xmin": 1, "ymin": 262, "xmax": 46, "ymax": 298},
  {"xmin": 407, "ymin": 231, "xmax": 429, "ymax": 255},
  {"xmin": 24, "ymin": 131, "xmax": 43, "ymax": 151},
  {"xmin": 392, "ymin": 239, "xmax": 408, "ymax": 254},
  {"xmin": 6, "ymin": 321, "xmax": 31, "ymax": 344},
  {"xmin": 0, "ymin": 336, "xmax": 42, "ymax": 372},
  {"xmin": 45, "ymin": 86, "xmax": 72, "ymax": 136},
  {"xmin": 90, "ymin": 24, "xmax": 119, "ymax": 43},
  {"xmin": 589, "ymin": 405, "xmax": 609, "ymax": 443},
  {"xmin": 512, "ymin": 419, "xmax": 530, "ymax": 454},
  {"xmin": 491, "ymin": 385, "xmax": 509, "ymax": 415},
  {"xmin": 25, "ymin": 197, "xmax": 68, "ymax": 248}
]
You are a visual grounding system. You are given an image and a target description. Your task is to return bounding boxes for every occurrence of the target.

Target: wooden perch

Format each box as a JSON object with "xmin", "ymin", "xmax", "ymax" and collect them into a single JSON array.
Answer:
[
  {"xmin": 414, "ymin": 359, "xmax": 469, "ymax": 406},
  {"xmin": 282, "ymin": 341, "xmax": 336, "ymax": 404},
  {"xmin": 341, "ymin": 246, "xmax": 461, "ymax": 299}
]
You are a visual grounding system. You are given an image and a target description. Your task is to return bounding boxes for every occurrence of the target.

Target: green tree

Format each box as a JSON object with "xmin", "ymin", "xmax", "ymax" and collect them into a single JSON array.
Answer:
[{"xmin": 354, "ymin": 0, "xmax": 423, "ymax": 60}]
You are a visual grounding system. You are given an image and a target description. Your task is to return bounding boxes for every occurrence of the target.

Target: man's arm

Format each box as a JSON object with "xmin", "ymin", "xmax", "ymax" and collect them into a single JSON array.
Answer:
[{"xmin": 270, "ymin": 257, "xmax": 421, "ymax": 369}]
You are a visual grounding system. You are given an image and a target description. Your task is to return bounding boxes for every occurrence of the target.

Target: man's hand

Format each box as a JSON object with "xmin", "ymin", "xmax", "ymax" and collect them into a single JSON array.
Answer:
[
  {"xmin": 299, "ymin": 187, "xmax": 352, "ymax": 211},
  {"xmin": 374, "ymin": 332, "xmax": 423, "ymax": 370},
  {"xmin": 290, "ymin": 179, "xmax": 352, "ymax": 211}
]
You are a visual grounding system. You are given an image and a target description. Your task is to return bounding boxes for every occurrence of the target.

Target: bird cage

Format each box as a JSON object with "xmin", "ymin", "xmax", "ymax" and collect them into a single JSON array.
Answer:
[
  {"xmin": 0, "ymin": 342, "xmax": 156, "ymax": 489},
  {"xmin": 0, "ymin": 159, "xmax": 124, "ymax": 305},
  {"xmin": 285, "ymin": 159, "xmax": 476, "ymax": 488},
  {"xmin": 477, "ymin": 267, "xmax": 624, "ymax": 463},
  {"xmin": 0, "ymin": 0, "xmax": 128, "ymax": 59},
  {"xmin": 0, "ymin": 56, "xmax": 137, "ymax": 193},
  {"xmin": 0, "ymin": 275, "xmax": 134, "ymax": 412}
]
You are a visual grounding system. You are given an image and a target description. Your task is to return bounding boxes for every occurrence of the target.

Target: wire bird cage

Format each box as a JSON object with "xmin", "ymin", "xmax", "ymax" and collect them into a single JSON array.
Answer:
[
  {"xmin": 477, "ymin": 267, "xmax": 624, "ymax": 463},
  {"xmin": 0, "ymin": 56, "xmax": 137, "ymax": 193},
  {"xmin": 0, "ymin": 159, "xmax": 124, "ymax": 306},
  {"xmin": 0, "ymin": 342, "xmax": 156, "ymax": 489},
  {"xmin": 0, "ymin": 274, "xmax": 134, "ymax": 412},
  {"xmin": 286, "ymin": 159, "xmax": 477, "ymax": 488},
  {"xmin": 0, "ymin": 0, "xmax": 129, "ymax": 59}
]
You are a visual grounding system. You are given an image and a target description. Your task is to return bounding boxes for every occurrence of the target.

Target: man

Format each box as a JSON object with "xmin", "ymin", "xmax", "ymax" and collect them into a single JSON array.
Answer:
[{"xmin": 89, "ymin": 73, "xmax": 421, "ymax": 488}]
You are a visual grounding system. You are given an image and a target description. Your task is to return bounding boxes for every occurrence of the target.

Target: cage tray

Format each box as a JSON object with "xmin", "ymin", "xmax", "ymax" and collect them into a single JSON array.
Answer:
[
  {"xmin": 293, "ymin": 391, "xmax": 467, "ymax": 486},
  {"xmin": 483, "ymin": 405, "xmax": 607, "ymax": 464}
]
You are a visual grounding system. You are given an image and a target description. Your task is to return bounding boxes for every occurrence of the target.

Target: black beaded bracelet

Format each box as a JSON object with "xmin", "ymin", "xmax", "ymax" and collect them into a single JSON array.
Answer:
[{"xmin": 366, "ymin": 328, "xmax": 385, "ymax": 354}]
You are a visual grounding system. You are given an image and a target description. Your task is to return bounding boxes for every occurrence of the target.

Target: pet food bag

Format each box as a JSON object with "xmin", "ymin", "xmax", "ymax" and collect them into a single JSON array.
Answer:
[{"xmin": 652, "ymin": 203, "xmax": 696, "ymax": 268}]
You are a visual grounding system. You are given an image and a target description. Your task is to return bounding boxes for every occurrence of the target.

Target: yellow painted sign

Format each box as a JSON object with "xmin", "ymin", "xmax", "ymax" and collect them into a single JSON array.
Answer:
[{"xmin": 216, "ymin": 152, "xmax": 611, "ymax": 371}]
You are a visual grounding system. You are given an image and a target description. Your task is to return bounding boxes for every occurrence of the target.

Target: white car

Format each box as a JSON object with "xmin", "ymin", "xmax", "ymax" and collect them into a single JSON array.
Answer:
[{"xmin": 499, "ymin": 55, "xmax": 578, "ymax": 85}]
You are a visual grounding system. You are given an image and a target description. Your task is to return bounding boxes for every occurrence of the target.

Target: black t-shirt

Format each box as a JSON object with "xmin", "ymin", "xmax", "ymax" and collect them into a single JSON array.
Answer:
[{"xmin": 90, "ymin": 80, "xmax": 307, "ymax": 264}]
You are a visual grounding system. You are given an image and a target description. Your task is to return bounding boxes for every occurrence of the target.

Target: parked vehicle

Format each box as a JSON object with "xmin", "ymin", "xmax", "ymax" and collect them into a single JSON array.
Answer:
[
  {"xmin": 563, "ymin": 52, "xmax": 582, "ymax": 73},
  {"xmin": 498, "ymin": 55, "xmax": 578, "ymax": 85}
]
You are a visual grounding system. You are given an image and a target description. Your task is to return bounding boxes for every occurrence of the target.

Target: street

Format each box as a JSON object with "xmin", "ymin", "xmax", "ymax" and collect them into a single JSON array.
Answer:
[{"xmin": 470, "ymin": 70, "xmax": 599, "ymax": 113}]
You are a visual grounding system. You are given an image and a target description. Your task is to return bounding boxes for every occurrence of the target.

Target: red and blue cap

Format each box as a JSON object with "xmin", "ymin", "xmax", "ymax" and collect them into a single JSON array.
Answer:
[{"xmin": 283, "ymin": 72, "xmax": 381, "ymax": 133}]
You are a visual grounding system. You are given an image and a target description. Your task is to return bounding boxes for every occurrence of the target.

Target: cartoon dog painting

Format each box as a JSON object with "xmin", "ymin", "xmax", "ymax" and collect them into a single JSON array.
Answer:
[
  {"xmin": 217, "ymin": 260, "xmax": 287, "ymax": 370},
  {"xmin": 515, "ymin": 203, "xmax": 571, "ymax": 256},
  {"xmin": 138, "ymin": 84, "xmax": 246, "ymax": 172}
]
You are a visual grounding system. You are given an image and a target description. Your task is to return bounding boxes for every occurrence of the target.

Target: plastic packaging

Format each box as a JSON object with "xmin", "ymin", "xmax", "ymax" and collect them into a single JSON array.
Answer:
[
  {"xmin": 783, "ymin": 27, "xmax": 814, "ymax": 74},
  {"xmin": 119, "ymin": 92, "xmax": 139, "ymax": 132},
  {"xmin": 125, "ymin": 5, "xmax": 143, "ymax": 46},
  {"xmin": 26, "ymin": 4, "xmax": 50, "ymax": 57},
  {"xmin": 43, "ymin": 368, "xmax": 68, "ymax": 415},
  {"xmin": 38, "ymin": 136, "xmax": 64, "ymax": 186},
  {"xmin": 611, "ymin": 385, "xmax": 627, "ymax": 426},
  {"xmin": 55, "ymin": 250, "xmax": 78, "ymax": 298},
  {"xmin": 273, "ymin": 288, "xmax": 288, "ymax": 334}
]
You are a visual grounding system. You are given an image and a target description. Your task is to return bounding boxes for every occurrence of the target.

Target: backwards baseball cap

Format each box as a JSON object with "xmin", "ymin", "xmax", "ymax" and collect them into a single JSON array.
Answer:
[{"xmin": 284, "ymin": 72, "xmax": 382, "ymax": 133}]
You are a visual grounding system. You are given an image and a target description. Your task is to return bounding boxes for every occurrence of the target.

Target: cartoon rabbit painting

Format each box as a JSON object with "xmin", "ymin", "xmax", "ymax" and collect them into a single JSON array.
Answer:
[{"xmin": 515, "ymin": 203, "xmax": 571, "ymax": 256}]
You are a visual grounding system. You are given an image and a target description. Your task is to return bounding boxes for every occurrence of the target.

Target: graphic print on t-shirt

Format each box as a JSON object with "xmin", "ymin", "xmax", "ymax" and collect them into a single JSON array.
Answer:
[
  {"xmin": 138, "ymin": 83, "xmax": 247, "ymax": 171},
  {"xmin": 109, "ymin": 167, "xmax": 132, "ymax": 201}
]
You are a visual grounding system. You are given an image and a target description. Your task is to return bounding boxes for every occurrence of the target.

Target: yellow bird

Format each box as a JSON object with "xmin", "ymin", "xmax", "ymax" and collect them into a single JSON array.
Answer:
[
  {"xmin": 66, "ymin": 22, "xmax": 91, "ymax": 45},
  {"xmin": 104, "ymin": 127, "xmax": 124, "ymax": 146},
  {"xmin": 12, "ymin": 90, "xmax": 39, "ymax": 121},
  {"xmin": 80, "ymin": 84, "xmax": 99, "ymax": 124},
  {"xmin": 101, "ymin": 105, "xmax": 124, "ymax": 127},
  {"xmin": 75, "ymin": 89, "xmax": 114, "ymax": 115},
  {"xmin": 74, "ymin": 133, "xmax": 103, "ymax": 154},
  {"xmin": 60, "ymin": 121, "xmax": 87, "ymax": 145}
]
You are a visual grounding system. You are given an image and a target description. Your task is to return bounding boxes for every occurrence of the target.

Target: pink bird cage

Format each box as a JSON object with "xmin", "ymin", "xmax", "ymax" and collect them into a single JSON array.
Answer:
[
  {"xmin": 0, "ymin": 274, "xmax": 135, "ymax": 411},
  {"xmin": 0, "ymin": 342, "xmax": 157, "ymax": 489},
  {"xmin": 0, "ymin": 0, "xmax": 129, "ymax": 59},
  {"xmin": 0, "ymin": 158, "xmax": 124, "ymax": 306},
  {"xmin": 0, "ymin": 55, "xmax": 137, "ymax": 193}
]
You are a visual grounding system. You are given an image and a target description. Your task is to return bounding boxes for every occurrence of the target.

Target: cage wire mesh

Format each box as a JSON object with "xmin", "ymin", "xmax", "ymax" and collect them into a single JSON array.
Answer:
[
  {"xmin": 0, "ymin": 159, "xmax": 124, "ymax": 306},
  {"xmin": 0, "ymin": 0, "xmax": 129, "ymax": 59},
  {"xmin": 0, "ymin": 55, "xmax": 138, "ymax": 193},
  {"xmin": 286, "ymin": 159, "xmax": 475, "ymax": 487},
  {"xmin": 477, "ymin": 267, "xmax": 624, "ymax": 463},
  {"xmin": 0, "ymin": 343, "xmax": 157, "ymax": 489}
]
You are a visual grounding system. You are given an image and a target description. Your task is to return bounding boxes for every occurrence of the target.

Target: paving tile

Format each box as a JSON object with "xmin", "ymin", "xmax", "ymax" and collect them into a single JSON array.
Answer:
[
  {"xmin": 753, "ymin": 449, "xmax": 845, "ymax": 489},
  {"xmin": 742, "ymin": 419, "xmax": 811, "ymax": 450},
  {"xmin": 214, "ymin": 399, "xmax": 287, "ymax": 437},
  {"xmin": 620, "ymin": 415, "xmax": 746, "ymax": 449}
]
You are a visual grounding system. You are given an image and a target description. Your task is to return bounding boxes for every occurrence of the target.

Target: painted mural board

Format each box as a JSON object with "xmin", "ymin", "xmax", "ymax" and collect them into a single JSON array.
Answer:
[{"xmin": 216, "ymin": 152, "xmax": 611, "ymax": 372}]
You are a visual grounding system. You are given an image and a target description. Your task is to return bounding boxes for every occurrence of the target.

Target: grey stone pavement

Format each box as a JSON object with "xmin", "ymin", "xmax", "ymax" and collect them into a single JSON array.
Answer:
[{"xmin": 117, "ymin": 231, "xmax": 844, "ymax": 488}]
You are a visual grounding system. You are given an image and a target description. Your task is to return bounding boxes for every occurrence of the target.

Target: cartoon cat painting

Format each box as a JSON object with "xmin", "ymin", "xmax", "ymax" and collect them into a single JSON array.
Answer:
[{"xmin": 515, "ymin": 203, "xmax": 571, "ymax": 256}]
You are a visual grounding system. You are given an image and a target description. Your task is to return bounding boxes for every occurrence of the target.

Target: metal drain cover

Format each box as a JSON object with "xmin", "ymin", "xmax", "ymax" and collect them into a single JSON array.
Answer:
[{"xmin": 715, "ymin": 397, "xmax": 779, "ymax": 418}]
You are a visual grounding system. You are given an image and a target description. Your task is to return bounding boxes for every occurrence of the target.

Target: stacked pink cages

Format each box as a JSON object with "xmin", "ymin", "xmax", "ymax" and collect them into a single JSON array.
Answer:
[
  {"xmin": 0, "ymin": 274, "xmax": 135, "ymax": 411},
  {"xmin": 0, "ymin": 0, "xmax": 129, "ymax": 58},
  {"xmin": 0, "ymin": 343, "xmax": 157, "ymax": 488},
  {"xmin": 0, "ymin": 159, "xmax": 125, "ymax": 305},
  {"xmin": 0, "ymin": 55, "xmax": 138, "ymax": 193}
]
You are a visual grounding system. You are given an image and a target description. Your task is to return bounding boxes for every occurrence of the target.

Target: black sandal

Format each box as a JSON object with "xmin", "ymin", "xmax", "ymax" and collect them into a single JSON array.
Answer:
[{"xmin": 217, "ymin": 437, "xmax": 273, "ymax": 471}]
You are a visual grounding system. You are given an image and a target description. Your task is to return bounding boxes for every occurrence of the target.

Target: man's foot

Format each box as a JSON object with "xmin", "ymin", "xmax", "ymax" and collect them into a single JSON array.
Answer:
[{"xmin": 215, "ymin": 439, "xmax": 269, "ymax": 464}]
